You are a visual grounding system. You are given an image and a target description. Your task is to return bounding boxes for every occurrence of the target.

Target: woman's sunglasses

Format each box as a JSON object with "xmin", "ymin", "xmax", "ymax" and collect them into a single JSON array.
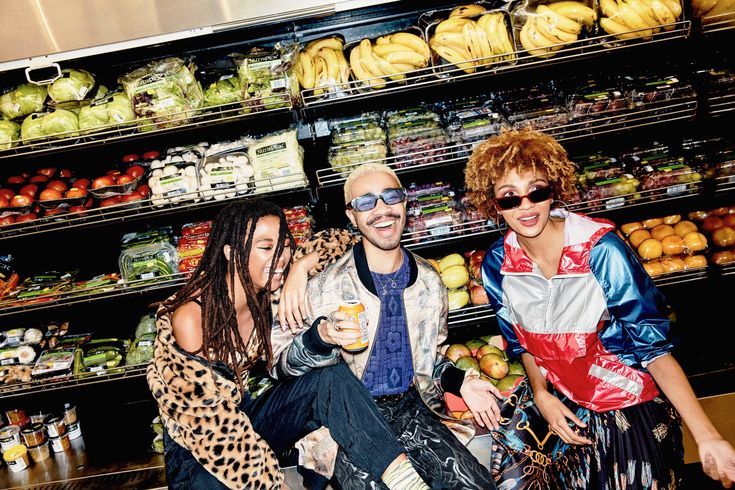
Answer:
[
  {"xmin": 346, "ymin": 187, "xmax": 407, "ymax": 212},
  {"xmin": 494, "ymin": 186, "xmax": 553, "ymax": 211}
]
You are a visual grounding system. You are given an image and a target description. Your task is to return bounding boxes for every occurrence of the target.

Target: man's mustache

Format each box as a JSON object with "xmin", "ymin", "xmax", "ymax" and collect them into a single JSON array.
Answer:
[{"xmin": 366, "ymin": 213, "xmax": 402, "ymax": 226}]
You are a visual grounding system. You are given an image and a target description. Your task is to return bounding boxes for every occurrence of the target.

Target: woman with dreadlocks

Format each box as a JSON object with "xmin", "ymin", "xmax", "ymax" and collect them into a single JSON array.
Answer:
[
  {"xmin": 147, "ymin": 200, "xmax": 429, "ymax": 490},
  {"xmin": 464, "ymin": 129, "xmax": 735, "ymax": 489}
]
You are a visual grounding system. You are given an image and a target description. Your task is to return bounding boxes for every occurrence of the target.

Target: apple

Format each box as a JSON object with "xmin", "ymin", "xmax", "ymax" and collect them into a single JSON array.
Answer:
[
  {"xmin": 36, "ymin": 167, "xmax": 57, "ymax": 178},
  {"xmin": 0, "ymin": 198, "xmax": 8, "ymax": 208},
  {"xmin": 126, "ymin": 165, "xmax": 145, "ymax": 179},
  {"xmin": 58, "ymin": 169, "xmax": 73, "ymax": 179},
  {"xmin": 99, "ymin": 196, "xmax": 122, "ymax": 207},
  {"xmin": 19, "ymin": 184, "xmax": 39, "ymax": 198},
  {"xmin": 65, "ymin": 187, "xmax": 88, "ymax": 199},
  {"xmin": 712, "ymin": 227, "xmax": 735, "ymax": 248},
  {"xmin": 39, "ymin": 188, "xmax": 63, "ymax": 201},
  {"xmin": 15, "ymin": 212, "xmax": 38, "ymax": 223},
  {"xmin": 723, "ymin": 215, "xmax": 735, "ymax": 228},
  {"xmin": 72, "ymin": 178, "xmax": 91, "ymax": 190},
  {"xmin": 445, "ymin": 344, "xmax": 472, "ymax": 362},
  {"xmin": 702, "ymin": 216, "xmax": 724, "ymax": 232},
  {"xmin": 475, "ymin": 344, "xmax": 505, "ymax": 361},
  {"xmin": 7, "ymin": 176, "xmax": 25, "ymax": 185},
  {"xmin": 10, "ymin": 194, "xmax": 33, "ymax": 207},
  {"xmin": 116, "ymin": 174, "xmax": 135, "ymax": 185},
  {"xmin": 29, "ymin": 175, "xmax": 49, "ymax": 184},
  {"xmin": 45, "ymin": 180, "xmax": 68, "ymax": 192},
  {"xmin": 92, "ymin": 176, "xmax": 115, "ymax": 189},
  {"xmin": 0, "ymin": 189, "xmax": 14, "ymax": 201},
  {"xmin": 470, "ymin": 285, "xmax": 489, "ymax": 305},
  {"xmin": 479, "ymin": 353, "xmax": 509, "ymax": 379}
]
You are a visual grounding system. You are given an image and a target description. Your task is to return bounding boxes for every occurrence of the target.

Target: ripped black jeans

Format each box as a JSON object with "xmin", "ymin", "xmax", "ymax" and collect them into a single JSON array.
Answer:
[{"xmin": 163, "ymin": 362, "xmax": 403, "ymax": 489}]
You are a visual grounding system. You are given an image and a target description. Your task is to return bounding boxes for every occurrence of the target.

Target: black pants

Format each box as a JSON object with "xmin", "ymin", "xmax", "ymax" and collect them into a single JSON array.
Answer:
[
  {"xmin": 332, "ymin": 387, "xmax": 497, "ymax": 490},
  {"xmin": 164, "ymin": 362, "xmax": 404, "ymax": 489}
]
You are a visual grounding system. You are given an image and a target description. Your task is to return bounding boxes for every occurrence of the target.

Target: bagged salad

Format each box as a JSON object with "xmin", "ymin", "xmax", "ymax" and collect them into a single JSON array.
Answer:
[{"xmin": 234, "ymin": 45, "xmax": 298, "ymax": 113}]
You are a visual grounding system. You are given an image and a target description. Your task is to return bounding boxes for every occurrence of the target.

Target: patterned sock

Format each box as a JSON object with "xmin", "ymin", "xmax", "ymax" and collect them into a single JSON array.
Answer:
[{"xmin": 381, "ymin": 459, "xmax": 429, "ymax": 490}]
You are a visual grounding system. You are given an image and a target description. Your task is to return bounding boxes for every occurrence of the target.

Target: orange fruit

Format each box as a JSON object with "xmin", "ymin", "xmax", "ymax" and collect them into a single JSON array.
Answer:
[
  {"xmin": 643, "ymin": 261, "xmax": 665, "ymax": 277},
  {"xmin": 661, "ymin": 235, "xmax": 685, "ymax": 256},
  {"xmin": 683, "ymin": 255, "xmax": 707, "ymax": 270},
  {"xmin": 621, "ymin": 222, "xmax": 643, "ymax": 235},
  {"xmin": 663, "ymin": 214, "xmax": 681, "ymax": 225},
  {"xmin": 642, "ymin": 218, "xmax": 664, "ymax": 229},
  {"xmin": 673, "ymin": 220, "xmax": 697, "ymax": 238},
  {"xmin": 683, "ymin": 232, "xmax": 707, "ymax": 252},
  {"xmin": 638, "ymin": 238, "xmax": 663, "ymax": 260},
  {"xmin": 629, "ymin": 229, "xmax": 652, "ymax": 247},
  {"xmin": 651, "ymin": 224, "xmax": 675, "ymax": 241}
]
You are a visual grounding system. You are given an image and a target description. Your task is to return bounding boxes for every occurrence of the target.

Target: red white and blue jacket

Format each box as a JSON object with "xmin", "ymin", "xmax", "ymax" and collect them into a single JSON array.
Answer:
[{"xmin": 482, "ymin": 211, "xmax": 674, "ymax": 412}]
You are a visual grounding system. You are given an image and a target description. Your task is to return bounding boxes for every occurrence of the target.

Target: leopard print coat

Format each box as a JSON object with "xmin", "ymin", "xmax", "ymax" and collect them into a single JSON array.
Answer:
[{"xmin": 147, "ymin": 306, "xmax": 283, "ymax": 489}]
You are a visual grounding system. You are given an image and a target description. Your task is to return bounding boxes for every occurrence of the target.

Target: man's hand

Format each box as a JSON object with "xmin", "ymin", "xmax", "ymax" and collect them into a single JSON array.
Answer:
[
  {"xmin": 460, "ymin": 375, "xmax": 503, "ymax": 430},
  {"xmin": 317, "ymin": 311, "xmax": 362, "ymax": 349}
]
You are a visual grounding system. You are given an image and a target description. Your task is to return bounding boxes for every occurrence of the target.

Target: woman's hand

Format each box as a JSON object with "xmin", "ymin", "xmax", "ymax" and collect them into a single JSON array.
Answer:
[
  {"xmin": 278, "ymin": 256, "xmax": 314, "ymax": 333},
  {"xmin": 534, "ymin": 389, "xmax": 592, "ymax": 445},
  {"xmin": 459, "ymin": 375, "xmax": 503, "ymax": 430},
  {"xmin": 317, "ymin": 311, "xmax": 362, "ymax": 349},
  {"xmin": 699, "ymin": 437, "xmax": 735, "ymax": 487}
]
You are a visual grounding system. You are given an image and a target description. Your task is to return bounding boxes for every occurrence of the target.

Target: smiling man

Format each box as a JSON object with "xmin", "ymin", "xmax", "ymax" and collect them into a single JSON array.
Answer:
[{"xmin": 274, "ymin": 163, "xmax": 500, "ymax": 489}]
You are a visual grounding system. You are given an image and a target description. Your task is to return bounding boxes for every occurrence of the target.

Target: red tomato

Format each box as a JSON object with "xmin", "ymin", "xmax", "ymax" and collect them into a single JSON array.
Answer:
[
  {"xmin": 46, "ymin": 180, "xmax": 68, "ymax": 192},
  {"xmin": 21, "ymin": 172, "xmax": 31, "ymax": 179},
  {"xmin": 99, "ymin": 196, "xmax": 122, "ymax": 207},
  {"xmin": 58, "ymin": 169, "xmax": 73, "ymax": 179},
  {"xmin": 106, "ymin": 170, "xmax": 122, "ymax": 177},
  {"xmin": 116, "ymin": 174, "xmax": 135, "ymax": 185},
  {"xmin": 0, "ymin": 189, "xmax": 14, "ymax": 201},
  {"xmin": 7, "ymin": 176, "xmax": 26, "ymax": 185},
  {"xmin": 122, "ymin": 154, "xmax": 140, "ymax": 163},
  {"xmin": 121, "ymin": 192, "xmax": 144, "ymax": 204},
  {"xmin": 40, "ymin": 189, "xmax": 63, "ymax": 201},
  {"xmin": 19, "ymin": 184, "xmax": 39, "ymax": 198},
  {"xmin": 0, "ymin": 215, "xmax": 16, "ymax": 226},
  {"xmin": 15, "ymin": 212, "xmax": 38, "ymax": 223},
  {"xmin": 126, "ymin": 165, "xmax": 145, "ymax": 179},
  {"xmin": 84, "ymin": 197, "xmax": 94, "ymax": 209},
  {"xmin": 142, "ymin": 151, "xmax": 160, "ymax": 161},
  {"xmin": 29, "ymin": 175, "xmax": 49, "ymax": 184},
  {"xmin": 92, "ymin": 176, "xmax": 115, "ymax": 189},
  {"xmin": 10, "ymin": 195, "xmax": 33, "ymax": 207},
  {"xmin": 36, "ymin": 167, "xmax": 57, "ymax": 178},
  {"xmin": 0, "ymin": 198, "xmax": 9, "ymax": 208},
  {"xmin": 135, "ymin": 184, "xmax": 151, "ymax": 197},
  {"xmin": 68, "ymin": 206, "xmax": 87, "ymax": 214},
  {"xmin": 65, "ymin": 187, "xmax": 88, "ymax": 199},
  {"xmin": 44, "ymin": 207, "xmax": 65, "ymax": 217},
  {"xmin": 72, "ymin": 178, "xmax": 91, "ymax": 190}
]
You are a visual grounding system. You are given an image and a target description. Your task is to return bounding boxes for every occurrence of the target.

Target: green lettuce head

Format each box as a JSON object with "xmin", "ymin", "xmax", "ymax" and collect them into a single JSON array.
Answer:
[
  {"xmin": 79, "ymin": 93, "xmax": 134, "ymax": 132},
  {"xmin": 203, "ymin": 77, "xmax": 242, "ymax": 107},
  {"xmin": 42, "ymin": 109, "xmax": 79, "ymax": 138},
  {"xmin": 0, "ymin": 119, "xmax": 20, "ymax": 149},
  {"xmin": 48, "ymin": 69, "xmax": 95, "ymax": 102},
  {"xmin": 0, "ymin": 83, "xmax": 47, "ymax": 120}
]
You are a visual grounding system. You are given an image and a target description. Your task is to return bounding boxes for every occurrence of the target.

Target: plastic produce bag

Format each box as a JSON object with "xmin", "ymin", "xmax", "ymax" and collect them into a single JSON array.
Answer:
[
  {"xmin": 0, "ymin": 119, "xmax": 20, "ymax": 150},
  {"xmin": 134, "ymin": 314, "xmax": 157, "ymax": 338},
  {"xmin": 247, "ymin": 128, "xmax": 307, "ymax": 192},
  {"xmin": 48, "ymin": 69, "xmax": 96, "ymax": 103},
  {"xmin": 0, "ymin": 83, "xmax": 47, "ymax": 120},
  {"xmin": 234, "ymin": 46, "xmax": 298, "ymax": 113},
  {"xmin": 119, "ymin": 57, "xmax": 204, "ymax": 131},
  {"xmin": 78, "ymin": 91, "xmax": 135, "ymax": 133},
  {"xmin": 20, "ymin": 109, "xmax": 80, "ymax": 142}
]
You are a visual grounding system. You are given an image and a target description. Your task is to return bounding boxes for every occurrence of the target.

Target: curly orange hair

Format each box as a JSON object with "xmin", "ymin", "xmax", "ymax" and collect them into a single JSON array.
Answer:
[{"xmin": 464, "ymin": 129, "xmax": 577, "ymax": 218}]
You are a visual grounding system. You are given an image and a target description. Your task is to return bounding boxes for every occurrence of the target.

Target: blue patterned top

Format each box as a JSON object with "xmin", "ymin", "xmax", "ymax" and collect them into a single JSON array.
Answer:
[{"xmin": 363, "ymin": 251, "xmax": 414, "ymax": 396}]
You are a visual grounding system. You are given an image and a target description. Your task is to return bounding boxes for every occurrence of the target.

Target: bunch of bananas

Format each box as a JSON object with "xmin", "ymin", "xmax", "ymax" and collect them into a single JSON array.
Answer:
[
  {"xmin": 348, "ymin": 32, "xmax": 430, "ymax": 90},
  {"xmin": 691, "ymin": 0, "xmax": 734, "ymax": 24},
  {"xmin": 429, "ymin": 5, "xmax": 516, "ymax": 74},
  {"xmin": 599, "ymin": 0, "xmax": 682, "ymax": 39},
  {"xmin": 294, "ymin": 37, "xmax": 350, "ymax": 95},
  {"xmin": 519, "ymin": 2, "xmax": 596, "ymax": 58}
]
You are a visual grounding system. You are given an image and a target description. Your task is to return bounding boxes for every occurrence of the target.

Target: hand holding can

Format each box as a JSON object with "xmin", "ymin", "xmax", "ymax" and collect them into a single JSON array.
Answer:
[{"xmin": 334, "ymin": 302, "xmax": 369, "ymax": 353}]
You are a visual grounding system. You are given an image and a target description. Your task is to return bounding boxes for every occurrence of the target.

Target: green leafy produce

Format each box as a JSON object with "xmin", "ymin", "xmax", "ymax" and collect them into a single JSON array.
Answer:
[
  {"xmin": 203, "ymin": 76, "xmax": 242, "ymax": 106},
  {"xmin": 48, "ymin": 69, "xmax": 96, "ymax": 103},
  {"xmin": 126, "ymin": 333, "xmax": 155, "ymax": 365},
  {"xmin": 0, "ymin": 83, "xmax": 47, "ymax": 120},
  {"xmin": 234, "ymin": 48, "xmax": 296, "ymax": 113},
  {"xmin": 0, "ymin": 119, "xmax": 20, "ymax": 149},
  {"xmin": 78, "ymin": 92, "xmax": 135, "ymax": 133},
  {"xmin": 134, "ymin": 314, "xmax": 157, "ymax": 338},
  {"xmin": 21, "ymin": 109, "xmax": 79, "ymax": 142}
]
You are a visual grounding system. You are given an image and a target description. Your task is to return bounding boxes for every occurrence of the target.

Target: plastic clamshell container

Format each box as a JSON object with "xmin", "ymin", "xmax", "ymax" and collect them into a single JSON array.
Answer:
[
  {"xmin": 197, "ymin": 150, "xmax": 255, "ymax": 201},
  {"xmin": 118, "ymin": 242, "xmax": 179, "ymax": 282},
  {"xmin": 328, "ymin": 140, "xmax": 387, "ymax": 173},
  {"xmin": 329, "ymin": 116, "xmax": 385, "ymax": 145}
]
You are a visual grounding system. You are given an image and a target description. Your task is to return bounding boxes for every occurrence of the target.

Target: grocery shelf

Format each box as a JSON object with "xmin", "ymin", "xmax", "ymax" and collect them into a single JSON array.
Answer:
[
  {"xmin": 0, "ymin": 274, "xmax": 188, "ymax": 319},
  {"xmin": 651, "ymin": 266, "xmax": 710, "ymax": 287},
  {"xmin": 447, "ymin": 304, "xmax": 496, "ymax": 329},
  {"xmin": 315, "ymin": 98, "xmax": 698, "ymax": 189},
  {"xmin": 714, "ymin": 173, "xmax": 735, "ymax": 194},
  {"xmin": 720, "ymin": 262, "xmax": 735, "ymax": 277},
  {"xmin": 574, "ymin": 180, "xmax": 704, "ymax": 215},
  {"xmin": 707, "ymin": 93, "xmax": 735, "ymax": 116},
  {"xmin": 0, "ymin": 364, "xmax": 148, "ymax": 400},
  {"xmin": 0, "ymin": 95, "xmax": 294, "ymax": 161},
  {"xmin": 700, "ymin": 12, "xmax": 735, "ymax": 35},
  {"xmin": 402, "ymin": 219, "xmax": 505, "ymax": 251},
  {"xmin": 300, "ymin": 21, "xmax": 691, "ymax": 109},
  {"xmin": 0, "ymin": 180, "xmax": 311, "ymax": 241}
]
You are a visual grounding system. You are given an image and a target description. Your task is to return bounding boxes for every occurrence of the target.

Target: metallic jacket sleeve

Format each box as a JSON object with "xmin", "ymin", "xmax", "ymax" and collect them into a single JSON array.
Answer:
[
  {"xmin": 481, "ymin": 237, "xmax": 526, "ymax": 359},
  {"xmin": 590, "ymin": 232, "xmax": 675, "ymax": 368}
]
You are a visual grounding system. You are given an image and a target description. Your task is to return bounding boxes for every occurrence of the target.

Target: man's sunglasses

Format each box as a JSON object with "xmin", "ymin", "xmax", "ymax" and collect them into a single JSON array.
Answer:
[
  {"xmin": 346, "ymin": 187, "xmax": 407, "ymax": 212},
  {"xmin": 494, "ymin": 186, "xmax": 553, "ymax": 211}
]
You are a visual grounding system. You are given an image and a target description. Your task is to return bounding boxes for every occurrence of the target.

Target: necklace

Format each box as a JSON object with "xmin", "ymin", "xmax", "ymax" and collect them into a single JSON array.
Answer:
[{"xmin": 372, "ymin": 259, "xmax": 404, "ymax": 297}]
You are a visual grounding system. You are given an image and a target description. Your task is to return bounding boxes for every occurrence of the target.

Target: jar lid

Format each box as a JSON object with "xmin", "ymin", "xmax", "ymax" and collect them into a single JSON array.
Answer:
[
  {"xmin": 44, "ymin": 415, "xmax": 61, "ymax": 424},
  {"xmin": 3, "ymin": 444, "xmax": 27, "ymax": 461},
  {"xmin": 0, "ymin": 425, "xmax": 20, "ymax": 437},
  {"xmin": 21, "ymin": 423, "xmax": 44, "ymax": 434}
]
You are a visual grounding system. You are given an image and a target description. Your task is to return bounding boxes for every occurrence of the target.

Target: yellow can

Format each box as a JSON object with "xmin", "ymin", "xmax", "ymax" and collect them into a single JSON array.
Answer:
[{"xmin": 339, "ymin": 301, "xmax": 369, "ymax": 353}]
